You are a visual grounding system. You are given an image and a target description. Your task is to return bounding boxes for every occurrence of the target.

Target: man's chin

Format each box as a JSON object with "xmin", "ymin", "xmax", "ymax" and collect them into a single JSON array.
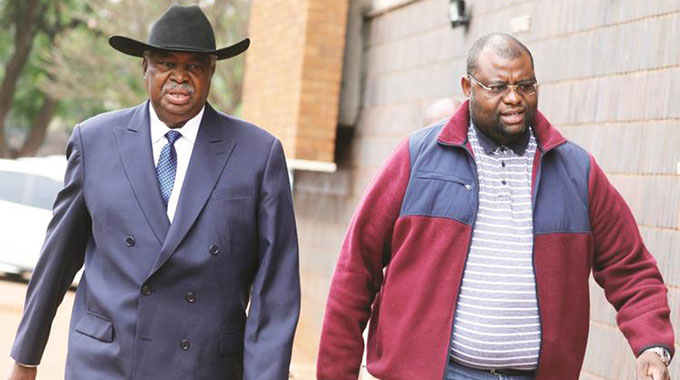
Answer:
[
  {"xmin": 498, "ymin": 122, "xmax": 527, "ymax": 137},
  {"xmin": 156, "ymin": 104, "xmax": 199, "ymax": 127},
  {"xmin": 160, "ymin": 99, "xmax": 194, "ymax": 113},
  {"xmin": 165, "ymin": 102, "xmax": 202, "ymax": 115}
]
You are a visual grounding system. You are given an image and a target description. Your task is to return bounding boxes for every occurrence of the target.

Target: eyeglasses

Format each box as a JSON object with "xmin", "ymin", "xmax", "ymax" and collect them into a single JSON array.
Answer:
[{"xmin": 467, "ymin": 73, "xmax": 538, "ymax": 97}]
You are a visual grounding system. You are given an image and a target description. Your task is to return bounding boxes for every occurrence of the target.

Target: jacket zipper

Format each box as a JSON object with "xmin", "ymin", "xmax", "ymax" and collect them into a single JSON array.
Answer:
[
  {"xmin": 529, "ymin": 142, "xmax": 562, "ymax": 379},
  {"xmin": 435, "ymin": 139, "xmax": 561, "ymax": 380},
  {"xmin": 529, "ymin": 149, "xmax": 544, "ymax": 380},
  {"xmin": 438, "ymin": 141, "xmax": 478, "ymax": 380}
]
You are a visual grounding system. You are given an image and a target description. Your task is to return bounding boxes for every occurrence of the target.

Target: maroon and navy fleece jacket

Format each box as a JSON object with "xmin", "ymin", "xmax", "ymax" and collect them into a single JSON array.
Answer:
[{"xmin": 317, "ymin": 101, "xmax": 674, "ymax": 380}]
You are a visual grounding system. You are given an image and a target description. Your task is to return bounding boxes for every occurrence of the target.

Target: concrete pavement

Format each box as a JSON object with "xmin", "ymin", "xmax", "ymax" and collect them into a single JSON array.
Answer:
[
  {"xmin": 0, "ymin": 279, "xmax": 74, "ymax": 380},
  {"xmin": 0, "ymin": 279, "xmax": 318, "ymax": 380}
]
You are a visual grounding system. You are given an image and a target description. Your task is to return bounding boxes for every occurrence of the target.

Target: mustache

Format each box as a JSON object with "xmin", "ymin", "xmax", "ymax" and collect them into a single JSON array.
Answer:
[{"xmin": 163, "ymin": 81, "xmax": 194, "ymax": 94}]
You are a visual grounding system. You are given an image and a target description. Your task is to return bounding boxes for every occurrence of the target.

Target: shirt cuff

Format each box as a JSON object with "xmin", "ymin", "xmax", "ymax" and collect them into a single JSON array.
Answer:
[{"xmin": 16, "ymin": 362, "xmax": 38, "ymax": 368}]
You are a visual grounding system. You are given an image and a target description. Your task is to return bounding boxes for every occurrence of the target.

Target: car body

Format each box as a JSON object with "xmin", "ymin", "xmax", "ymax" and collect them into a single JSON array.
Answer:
[{"xmin": 0, "ymin": 156, "xmax": 82, "ymax": 285}]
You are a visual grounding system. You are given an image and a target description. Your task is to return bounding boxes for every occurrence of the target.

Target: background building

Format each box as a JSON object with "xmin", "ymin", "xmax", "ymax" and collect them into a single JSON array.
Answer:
[{"xmin": 242, "ymin": 0, "xmax": 679, "ymax": 378}]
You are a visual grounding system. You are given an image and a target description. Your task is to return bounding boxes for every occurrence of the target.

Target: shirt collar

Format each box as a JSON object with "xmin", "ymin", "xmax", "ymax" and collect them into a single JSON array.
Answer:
[
  {"xmin": 471, "ymin": 121, "xmax": 531, "ymax": 155},
  {"xmin": 149, "ymin": 102, "xmax": 204, "ymax": 145}
]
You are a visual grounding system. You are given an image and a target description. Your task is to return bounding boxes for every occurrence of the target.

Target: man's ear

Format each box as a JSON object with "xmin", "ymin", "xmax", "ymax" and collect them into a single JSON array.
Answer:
[
  {"xmin": 142, "ymin": 58, "xmax": 149, "ymax": 76},
  {"xmin": 461, "ymin": 75, "xmax": 472, "ymax": 97}
]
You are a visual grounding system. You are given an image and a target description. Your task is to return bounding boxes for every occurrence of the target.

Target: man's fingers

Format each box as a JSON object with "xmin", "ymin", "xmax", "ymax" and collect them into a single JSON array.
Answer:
[
  {"xmin": 647, "ymin": 365, "xmax": 669, "ymax": 380},
  {"xmin": 636, "ymin": 351, "xmax": 670, "ymax": 380},
  {"xmin": 636, "ymin": 360, "xmax": 649, "ymax": 380}
]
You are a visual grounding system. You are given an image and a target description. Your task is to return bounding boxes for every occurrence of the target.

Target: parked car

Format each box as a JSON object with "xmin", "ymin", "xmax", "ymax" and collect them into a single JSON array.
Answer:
[{"xmin": 0, "ymin": 156, "xmax": 82, "ymax": 285}]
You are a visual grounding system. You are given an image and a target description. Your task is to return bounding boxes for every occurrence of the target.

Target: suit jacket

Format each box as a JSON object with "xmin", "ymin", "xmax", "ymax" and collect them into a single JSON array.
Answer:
[{"xmin": 11, "ymin": 101, "xmax": 301, "ymax": 380}]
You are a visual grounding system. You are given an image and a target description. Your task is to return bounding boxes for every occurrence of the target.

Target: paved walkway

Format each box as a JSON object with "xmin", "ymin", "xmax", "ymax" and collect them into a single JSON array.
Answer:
[
  {"xmin": 0, "ymin": 279, "xmax": 321, "ymax": 380},
  {"xmin": 0, "ymin": 279, "xmax": 74, "ymax": 379}
]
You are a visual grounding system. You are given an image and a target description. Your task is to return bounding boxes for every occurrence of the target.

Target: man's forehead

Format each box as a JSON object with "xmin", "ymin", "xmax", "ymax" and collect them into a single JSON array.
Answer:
[
  {"xmin": 148, "ymin": 50, "xmax": 214, "ymax": 62},
  {"xmin": 476, "ymin": 47, "xmax": 534, "ymax": 78}
]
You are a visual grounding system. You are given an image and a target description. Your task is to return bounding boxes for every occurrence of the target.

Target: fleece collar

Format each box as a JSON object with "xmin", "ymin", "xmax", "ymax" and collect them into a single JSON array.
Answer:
[{"xmin": 437, "ymin": 99, "xmax": 567, "ymax": 153}]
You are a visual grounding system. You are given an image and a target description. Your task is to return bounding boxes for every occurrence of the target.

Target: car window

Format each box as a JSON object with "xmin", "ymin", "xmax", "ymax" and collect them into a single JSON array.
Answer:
[
  {"xmin": 0, "ymin": 170, "xmax": 62, "ymax": 210},
  {"xmin": 29, "ymin": 175, "xmax": 63, "ymax": 209},
  {"xmin": 0, "ymin": 170, "xmax": 27, "ymax": 203}
]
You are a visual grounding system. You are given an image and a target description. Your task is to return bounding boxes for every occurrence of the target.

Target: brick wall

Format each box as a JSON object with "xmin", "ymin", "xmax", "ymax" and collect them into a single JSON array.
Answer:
[
  {"xmin": 291, "ymin": 0, "xmax": 680, "ymax": 378},
  {"xmin": 241, "ymin": 0, "xmax": 349, "ymax": 163}
]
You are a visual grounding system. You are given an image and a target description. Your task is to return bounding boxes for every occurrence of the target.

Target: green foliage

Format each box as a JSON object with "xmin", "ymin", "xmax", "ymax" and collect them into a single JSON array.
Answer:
[
  {"xmin": 3, "ymin": 27, "xmax": 50, "ymax": 131},
  {"xmin": 1, "ymin": 0, "xmax": 93, "ymax": 131}
]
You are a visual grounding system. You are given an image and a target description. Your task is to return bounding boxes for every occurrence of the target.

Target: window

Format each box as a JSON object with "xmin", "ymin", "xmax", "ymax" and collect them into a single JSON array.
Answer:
[{"xmin": 0, "ymin": 170, "xmax": 62, "ymax": 210}]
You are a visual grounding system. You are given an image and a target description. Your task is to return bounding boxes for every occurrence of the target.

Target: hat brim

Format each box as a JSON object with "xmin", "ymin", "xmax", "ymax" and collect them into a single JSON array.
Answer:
[{"xmin": 109, "ymin": 35, "xmax": 250, "ymax": 60}]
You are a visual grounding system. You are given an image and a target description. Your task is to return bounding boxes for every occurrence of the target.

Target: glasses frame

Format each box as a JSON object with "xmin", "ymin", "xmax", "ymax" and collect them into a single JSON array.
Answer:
[{"xmin": 467, "ymin": 73, "xmax": 538, "ymax": 97}]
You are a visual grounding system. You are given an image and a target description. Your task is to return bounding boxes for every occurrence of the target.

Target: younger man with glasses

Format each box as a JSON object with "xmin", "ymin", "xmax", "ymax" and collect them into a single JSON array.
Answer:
[{"xmin": 317, "ymin": 33, "xmax": 673, "ymax": 380}]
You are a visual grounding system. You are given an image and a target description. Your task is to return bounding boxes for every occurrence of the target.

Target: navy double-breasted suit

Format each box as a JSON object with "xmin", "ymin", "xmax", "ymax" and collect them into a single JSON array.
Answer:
[{"xmin": 10, "ymin": 101, "xmax": 301, "ymax": 380}]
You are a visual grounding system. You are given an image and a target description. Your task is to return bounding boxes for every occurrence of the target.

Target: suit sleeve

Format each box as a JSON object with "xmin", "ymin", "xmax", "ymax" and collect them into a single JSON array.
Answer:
[
  {"xmin": 10, "ymin": 125, "xmax": 91, "ymax": 365},
  {"xmin": 317, "ymin": 139, "xmax": 411, "ymax": 380},
  {"xmin": 243, "ymin": 138, "xmax": 300, "ymax": 380},
  {"xmin": 588, "ymin": 155, "xmax": 675, "ymax": 358}
]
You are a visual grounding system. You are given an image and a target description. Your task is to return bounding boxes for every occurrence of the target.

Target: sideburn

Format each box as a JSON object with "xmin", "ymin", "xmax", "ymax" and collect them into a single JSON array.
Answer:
[{"xmin": 468, "ymin": 96, "xmax": 497, "ymax": 138}]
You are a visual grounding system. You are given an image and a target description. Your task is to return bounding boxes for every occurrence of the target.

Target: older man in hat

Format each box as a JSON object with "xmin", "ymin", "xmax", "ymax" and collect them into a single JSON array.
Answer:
[{"xmin": 9, "ymin": 5, "xmax": 300, "ymax": 380}]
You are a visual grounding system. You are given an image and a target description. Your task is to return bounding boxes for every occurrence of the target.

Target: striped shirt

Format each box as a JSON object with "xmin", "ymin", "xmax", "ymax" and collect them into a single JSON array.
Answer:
[{"xmin": 450, "ymin": 123, "xmax": 540, "ymax": 370}]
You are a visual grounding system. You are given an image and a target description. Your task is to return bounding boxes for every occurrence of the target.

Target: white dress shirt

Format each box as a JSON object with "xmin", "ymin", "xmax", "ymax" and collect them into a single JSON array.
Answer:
[{"xmin": 149, "ymin": 103, "xmax": 203, "ymax": 222}]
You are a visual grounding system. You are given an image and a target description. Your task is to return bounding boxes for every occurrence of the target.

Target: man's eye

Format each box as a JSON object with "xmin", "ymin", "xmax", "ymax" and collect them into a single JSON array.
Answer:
[
  {"xmin": 188, "ymin": 64, "xmax": 201, "ymax": 70},
  {"xmin": 489, "ymin": 84, "xmax": 508, "ymax": 93},
  {"xmin": 161, "ymin": 62, "xmax": 175, "ymax": 68},
  {"xmin": 518, "ymin": 83, "xmax": 536, "ymax": 91}
]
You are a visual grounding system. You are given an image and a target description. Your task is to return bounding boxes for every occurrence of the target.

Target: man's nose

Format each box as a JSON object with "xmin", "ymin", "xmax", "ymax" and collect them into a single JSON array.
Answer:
[
  {"xmin": 169, "ymin": 66, "xmax": 189, "ymax": 82},
  {"xmin": 503, "ymin": 86, "xmax": 522, "ymax": 104}
]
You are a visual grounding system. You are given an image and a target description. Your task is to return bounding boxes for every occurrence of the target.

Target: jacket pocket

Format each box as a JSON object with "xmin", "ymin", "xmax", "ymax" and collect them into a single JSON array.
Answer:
[
  {"xmin": 219, "ymin": 328, "xmax": 244, "ymax": 356},
  {"xmin": 415, "ymin": 171, "xmax": 472, "ymax": 190},
  {"xmin": 402, "ymin": 170, "xmax": 475, "ymax": 223},
  {"xmin": 75, "ymin": 312, "xmax": 114, "ymax": 343},
  {"xmin": 210, "ymin": 186, "xmax": 254, "ymax": 200}
]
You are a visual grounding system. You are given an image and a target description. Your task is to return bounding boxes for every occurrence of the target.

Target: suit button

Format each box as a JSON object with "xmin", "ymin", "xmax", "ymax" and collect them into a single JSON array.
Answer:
[
  {"xmin": 209, "ymin": 244, "xmax": 219, "ymax": 255},
  {"xmin": 141, "ymin": 284, "xmax": 151, "ymax": 296},
  {"xmin": 180, "ymin": 340, "xmax": 190, "ymax": 350},
  {"xmin": 185, "ymin": 292, "xmax": 196, "ymax": 303},
  {"xmin": 125, "ymin": 236, "xmax": 135, "ymax": 247}
]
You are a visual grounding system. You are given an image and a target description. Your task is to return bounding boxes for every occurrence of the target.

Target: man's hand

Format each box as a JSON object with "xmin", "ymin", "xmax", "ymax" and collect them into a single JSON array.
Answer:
[
  {"xmin": 7, "ymin": 363, "xmax": 36, "ymax": 380},
  {"xmin": 636, "ymin": 351, "xmax": 670, "ymax": 380}
]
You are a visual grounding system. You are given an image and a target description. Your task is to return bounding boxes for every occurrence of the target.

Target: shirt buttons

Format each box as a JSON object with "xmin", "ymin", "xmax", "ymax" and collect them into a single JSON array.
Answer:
[
  {"xmin": 141, "ymin": 284, "xmax": 151, "ymax": 296},
  {"xmin": 501, "ymin": 161, "xmax": 506, "ymax": 167},
  {"xmin": 185, "ymin": 292, "xmax": 196, "ymax": 303},
  {"xmin": 209, "ymin": 244, "xmax": 219, "ymax": 256},
  {"xmin": 180, "ymin": 340, "xmax": 190, "ymax": 350},
  {"xmin": 502, "ymin": 180, "xmax": 507, "ymax": 185},
  {"xmin": 125, "ymin": 236, "xmax": 135, "ymax": 247}
]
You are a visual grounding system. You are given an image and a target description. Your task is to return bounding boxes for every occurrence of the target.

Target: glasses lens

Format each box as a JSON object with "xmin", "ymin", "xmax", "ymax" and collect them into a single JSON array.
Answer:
[
  {"xmin": 518, "ymin": 83, "xmax": 537, "ymax": 95},
  {"xmin": 489, "ymin": 84, "xmax": 508, "ymax": 94},
  {"xmin": 469, "ymin": 74, "xmax": 537, "ymax": 96}
]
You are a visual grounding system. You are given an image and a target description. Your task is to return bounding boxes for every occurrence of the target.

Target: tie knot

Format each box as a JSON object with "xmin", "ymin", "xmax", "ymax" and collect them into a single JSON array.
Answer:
[{"xmin": 165, "ymin": 130, "xmax": 181, "ymax": 145}]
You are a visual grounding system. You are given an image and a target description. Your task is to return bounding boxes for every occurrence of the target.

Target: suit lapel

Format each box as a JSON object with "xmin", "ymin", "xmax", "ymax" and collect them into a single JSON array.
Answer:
[
  {"xmin": 113, "ymin": 102, "xmax": 170, "ymax": 245},
  {"xmin": 150, "ymin": 104, "xmax": 236, "ymax": 274}
]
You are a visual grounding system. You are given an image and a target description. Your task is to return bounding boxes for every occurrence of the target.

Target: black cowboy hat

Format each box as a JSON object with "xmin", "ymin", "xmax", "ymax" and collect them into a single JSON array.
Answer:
[{"xmin": 109, "ymin": 4, "xmax": 249, "ymax": 60}]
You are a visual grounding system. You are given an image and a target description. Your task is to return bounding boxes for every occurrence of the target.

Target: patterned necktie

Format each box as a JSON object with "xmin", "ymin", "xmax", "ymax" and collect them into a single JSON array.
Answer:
[{"xmin": 156, "ymin": 130, "xmax": 182, "ymax": 207}]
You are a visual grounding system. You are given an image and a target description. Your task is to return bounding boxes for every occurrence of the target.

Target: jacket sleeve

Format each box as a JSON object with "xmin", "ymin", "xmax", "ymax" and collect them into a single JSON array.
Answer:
[
  {"xmin": 243, "ymin": 138, "xmax": 301, "ymax": 380},
  {"xmin": 588, "ymin": 155, "xmax": 675, "ymax": 357},
  {"xmin": 317, "ymin": 139, "xmax": 411, "ymax": 380},
  {"xmin": 10, "ymin": 125, "xmax": 91, "ymax": 365}
]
